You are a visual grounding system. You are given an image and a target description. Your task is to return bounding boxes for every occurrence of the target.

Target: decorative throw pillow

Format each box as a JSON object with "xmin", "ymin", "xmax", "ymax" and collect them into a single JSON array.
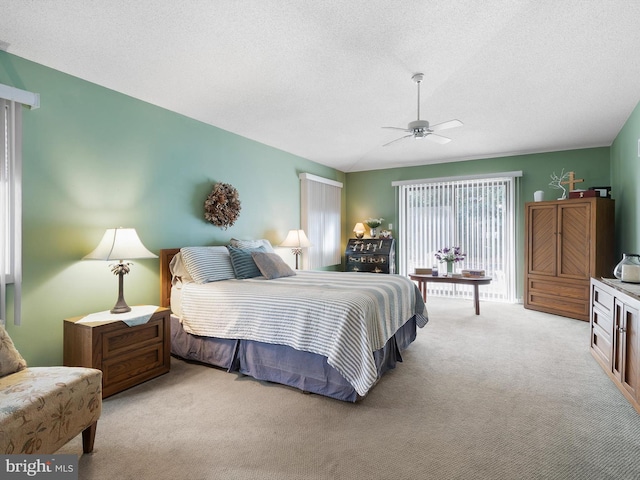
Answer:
[
  {"xmin": 251, "ymin": 252, "xmax": 296, "ymax": 280},
  {"xmin": 180, "ymin": 246, "xmax": 235, "ymax": 284},
  {"xmin": 230, "ymin": 238, "xmax": 275, "ymax": 253},
  {"xmin": 227, "ymin": 245, "xmax": 266, "ymax": 279},
  {"xmin": 0, "ymin": 324, "xmax": 27, "ymax": 378}
]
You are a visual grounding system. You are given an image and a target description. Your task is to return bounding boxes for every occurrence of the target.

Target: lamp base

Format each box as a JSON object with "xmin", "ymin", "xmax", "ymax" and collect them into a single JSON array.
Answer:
[
  {"xmin": 111, "ymin": 270, "xmax": 131, "ymax": 314},
  {"xmin": 110, "ymin": 304, "xmax": 131, "ymax": 314},
  {"xmin": 291, "ymin": 248, "xmax": 302, "ymax": 270}
]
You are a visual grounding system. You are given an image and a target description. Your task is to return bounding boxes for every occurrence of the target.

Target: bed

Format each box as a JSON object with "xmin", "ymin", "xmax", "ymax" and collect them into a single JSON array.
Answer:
[{"xmin": 160, "ymin": 243, "xmax": 428, "ymax": 402}]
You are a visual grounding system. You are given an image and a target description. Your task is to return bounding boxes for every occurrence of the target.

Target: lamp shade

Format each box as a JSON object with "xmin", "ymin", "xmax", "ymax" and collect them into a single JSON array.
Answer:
[
  {"xmin": 83, "ymin": 228, "xmax": 157, "ymax": 261},
  {"xmin": 353, "ymin": 223, "xmax": 366, "ymax": 233},
  {"xmin": 279, "ymin": 229, "xmax": 312, "ymax": 248}
]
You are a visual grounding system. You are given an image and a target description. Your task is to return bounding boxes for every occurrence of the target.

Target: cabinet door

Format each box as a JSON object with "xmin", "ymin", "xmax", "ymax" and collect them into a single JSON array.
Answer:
[
  {"xmin": 527, "ymin": 204, "xmax": 557, "ymax": 276},
  {"xmin": 557, "ymin": 202, "xmax": 591, "ymax": 279},
  {"xmin": 613, "ymin": 299, "xmax": 640, "ymax": 400}
]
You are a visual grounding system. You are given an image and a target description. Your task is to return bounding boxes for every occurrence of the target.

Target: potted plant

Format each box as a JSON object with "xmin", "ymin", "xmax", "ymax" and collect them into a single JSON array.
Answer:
[{"xmin": 365, "ymin": 218, "xmax": 384, "ymax": 238}]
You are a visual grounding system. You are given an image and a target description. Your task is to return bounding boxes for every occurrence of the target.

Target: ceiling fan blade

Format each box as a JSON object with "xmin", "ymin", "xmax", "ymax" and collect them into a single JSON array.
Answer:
[
  {"xmin": 425, "ymin": 133, "xmax": 451, "ymax": 144},
  {"xmin": 383, "ymin": 134, "xmax": 413, "ymax": 147},
  {"xmin": 382, "ymin": 126, "xmax": 411, "ymax": 132},
  {"xmin": 429, "ymin": 119, "xmax": 463, "ymax": 132}
]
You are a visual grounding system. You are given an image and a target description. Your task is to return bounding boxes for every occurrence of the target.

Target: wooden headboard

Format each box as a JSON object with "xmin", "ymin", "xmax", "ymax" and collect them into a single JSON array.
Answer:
[{"xmin": 159, "ymin": 248, "xmax": 180, "ymax": 309}]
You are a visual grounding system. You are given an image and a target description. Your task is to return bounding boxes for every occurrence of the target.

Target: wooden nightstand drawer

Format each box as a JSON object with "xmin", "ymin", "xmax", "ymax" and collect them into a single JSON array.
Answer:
[
  {"xmin": 64, "ymin": 307, "xmax": 170, "ymax": 398},
  {"xmin": 102, "ymin": 319, "xmax": 164, "ymax": 359},
  {"xmin": 102, "ymin": 343, "xmax": 167, "ymax": 397}
]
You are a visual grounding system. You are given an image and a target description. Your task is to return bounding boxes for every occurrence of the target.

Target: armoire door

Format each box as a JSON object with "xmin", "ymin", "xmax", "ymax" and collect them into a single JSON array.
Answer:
[
  {"xmin": 557, "ymin": 202, "xmax": 591, "ymax": 279},
  {"xmin": 527, "ymin": 204, "xmax": 557, "ymax": 276}
]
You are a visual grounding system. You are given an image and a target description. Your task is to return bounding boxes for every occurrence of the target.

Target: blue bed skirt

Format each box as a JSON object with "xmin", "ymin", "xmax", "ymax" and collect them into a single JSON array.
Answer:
[{"xmin": 170, "ymin": 315, "xmax": 418, "ymax": 402}]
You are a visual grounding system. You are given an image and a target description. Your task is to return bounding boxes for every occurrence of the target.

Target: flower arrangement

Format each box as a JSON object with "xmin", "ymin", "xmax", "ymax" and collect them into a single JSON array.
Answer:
[
  {"xmin": 365, "ymin": 218, "xmax": 384, "ymax": 228},
  {"xmin": 435, "ymin": 247, "xmax": 466, "ymax": 264}
]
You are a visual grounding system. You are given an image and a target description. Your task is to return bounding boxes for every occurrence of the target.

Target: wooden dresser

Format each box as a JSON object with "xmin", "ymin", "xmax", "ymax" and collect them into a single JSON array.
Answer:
[
  {"xmin": 524, "ymin": 197, "xmax": 615, "ymax": 321},
  {"xmin": 590, "ymin": 278, "xmax": 640, "ymax": 413},
  {"xmin": 64, "ymin": 307, "xmax": 170, "ymax": 398}
]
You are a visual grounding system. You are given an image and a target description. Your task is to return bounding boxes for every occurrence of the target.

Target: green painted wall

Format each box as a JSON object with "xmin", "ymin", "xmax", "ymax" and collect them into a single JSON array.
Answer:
[
  {"xmin": 2, "ymin": 47, "xmax": 635, "ymax": 366},
  {"xmin": 345, "ymin": 147, "xmax": 611, "ymax": 299},
  {"xmin": 0, "ymin": 52, "xmax": 344, "ymax": 366},
  {"xmin": 611, "ymin": 100, "xmax": 640, "ymax": 256}
]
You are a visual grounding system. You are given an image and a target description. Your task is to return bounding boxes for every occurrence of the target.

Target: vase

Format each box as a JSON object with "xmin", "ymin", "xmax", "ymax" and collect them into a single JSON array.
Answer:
[
  {"xmin": 370, "ymin": 227, "xmax": 378, "ymax": 238},
  {"xmin": 614, "ymin": 253, "xmax": 640, "ymax": 283},
  {"xmin": 446, "ymin": 261, "xmax": 454, "ymax": 276}
]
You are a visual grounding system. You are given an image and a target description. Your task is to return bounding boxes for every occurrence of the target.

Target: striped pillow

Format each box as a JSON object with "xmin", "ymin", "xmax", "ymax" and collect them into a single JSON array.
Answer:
[
  {"xmin": 227, "ymin": 245, "xmax": 266, "ymax": 279},
  {"xmin": 229, "ymin": 238, "xmax": 275, "ymax": 253},
  {"xmin": 180, "ymin": 246, "xmax": 235, "ymax": 284}
]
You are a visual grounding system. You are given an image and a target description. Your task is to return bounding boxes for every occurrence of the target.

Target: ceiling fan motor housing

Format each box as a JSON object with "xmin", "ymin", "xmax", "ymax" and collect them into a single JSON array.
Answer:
[{"xmin": 409, "ymin": 119, "xmax": 430, "ymax": 136}]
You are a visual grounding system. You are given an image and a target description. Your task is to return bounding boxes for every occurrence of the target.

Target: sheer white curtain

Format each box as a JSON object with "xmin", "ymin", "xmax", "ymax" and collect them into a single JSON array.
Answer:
[
  {"xmin": 394, "ymin": 172, "xmax": 521, "ymax": 303},
  {"xmin": 300, "ymin": 173, "xmax": 342, "ymax": 269}
]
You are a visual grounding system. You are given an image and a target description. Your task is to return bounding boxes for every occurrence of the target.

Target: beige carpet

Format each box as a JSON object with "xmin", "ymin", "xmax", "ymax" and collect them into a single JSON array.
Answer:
[{"xmin": 61, "ymin": 298, "xmax": 640, "ymax": 480}]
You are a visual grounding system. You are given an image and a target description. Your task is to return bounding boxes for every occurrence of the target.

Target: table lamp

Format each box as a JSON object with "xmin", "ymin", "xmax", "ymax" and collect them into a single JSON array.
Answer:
[
  {"xmin": 279, "ymin": 229, "xmax": 312, "ymax": 270},
  {"xmin": 353, "ymin": 223, "xmax": 366, "ymax": 239},
  {"xmin": 83, "ymin": 227, "xmax": 157, "ymax": 314}
]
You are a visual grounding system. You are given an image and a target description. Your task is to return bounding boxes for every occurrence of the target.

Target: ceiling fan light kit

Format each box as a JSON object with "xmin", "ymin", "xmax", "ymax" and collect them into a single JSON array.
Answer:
[{"xmin": 382, "ymin": 72, "xmax": 462, "ymax": 147}]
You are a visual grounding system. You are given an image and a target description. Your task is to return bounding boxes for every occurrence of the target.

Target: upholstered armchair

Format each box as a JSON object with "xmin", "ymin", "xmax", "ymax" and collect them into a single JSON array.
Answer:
[{"xmin": 0, "ymin": 324, "xmax": 102, "ymax": 454}]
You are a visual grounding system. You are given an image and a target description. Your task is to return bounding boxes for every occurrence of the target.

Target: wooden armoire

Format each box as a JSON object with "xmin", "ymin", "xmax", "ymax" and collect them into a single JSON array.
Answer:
[{"xmin": 524, "ymin": 197, "xmax": 615, "ymax": 321}]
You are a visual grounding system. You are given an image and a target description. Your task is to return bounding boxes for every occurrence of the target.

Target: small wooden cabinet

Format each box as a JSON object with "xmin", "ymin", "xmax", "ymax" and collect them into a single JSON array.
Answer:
[
  {"xmin": 345, "ymin": 238, "xmax": 395, "ymax": 274},
  {"xmin": 590, "ymin": 278, "xmax": 640, "ymax": 413},
  {"xmin": 524, "ymin": 197, "xmax": 615, "ymax": 321},
  {"xmin": 64, "ymin": 307, "xmax": 170, "ymax": 398}
]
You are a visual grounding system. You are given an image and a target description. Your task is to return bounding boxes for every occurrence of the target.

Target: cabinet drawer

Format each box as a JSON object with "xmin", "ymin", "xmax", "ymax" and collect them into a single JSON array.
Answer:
[
  {"xmin": 102, "ymin": 343, "xmax": 167, "ymax": 397},
  {"xmin": 592, "ymin": 304, "xmax": 613, "ymax": 334},
  {"xmin": 528, "ymin": 277, "xmax": 589, "ymax": 300},
  {"xmin": 101, "ymin": 319, "xmax": 164, "ymax": 359},
  {"xmin": 526, "ymin": 277, "xmax": 590, "ymax": 319},
  {"xmin": 592, "ymin": 285, "xmax": 614, "ymax": 315},
  {"xmin": 591, "ymin": 323, "xmax": 612, "ymax": 369}
]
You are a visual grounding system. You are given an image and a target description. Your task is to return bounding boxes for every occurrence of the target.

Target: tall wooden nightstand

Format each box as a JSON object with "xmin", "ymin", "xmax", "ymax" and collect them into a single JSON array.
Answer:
[{"xmin": 64, "ymin": 306, "xmax": 170, "ymax": 398}]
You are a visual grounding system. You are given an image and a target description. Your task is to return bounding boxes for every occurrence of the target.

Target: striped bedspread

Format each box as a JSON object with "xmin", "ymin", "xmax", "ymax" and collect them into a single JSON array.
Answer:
[{"xmin": 177, "ymin": 270, "xmax": 428, "ymax": 396}]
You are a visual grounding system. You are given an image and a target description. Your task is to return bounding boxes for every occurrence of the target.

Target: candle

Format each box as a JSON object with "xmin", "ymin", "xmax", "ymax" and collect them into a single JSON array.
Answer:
[{"xmin": 621, "ymin": 264, "xmax": 640, "ymax": 283}]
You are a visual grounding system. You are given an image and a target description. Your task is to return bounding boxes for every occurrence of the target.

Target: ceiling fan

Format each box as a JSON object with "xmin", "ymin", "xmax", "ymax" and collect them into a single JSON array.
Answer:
[{"xmin": 382, "ymin": 73, "xmax": 462, "ymax": 146}]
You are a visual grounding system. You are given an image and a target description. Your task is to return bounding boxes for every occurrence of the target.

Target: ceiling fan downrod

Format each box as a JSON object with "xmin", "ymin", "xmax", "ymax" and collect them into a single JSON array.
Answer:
[{"xmin": 412, "ymin": 73, "xmax": 424, "ymax": 121}]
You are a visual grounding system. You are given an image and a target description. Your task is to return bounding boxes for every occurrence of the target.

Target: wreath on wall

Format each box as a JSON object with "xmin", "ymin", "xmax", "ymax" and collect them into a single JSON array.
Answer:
[{"xmin": 204, "ymin": 182, "xmax": 241, "ymax": 229}]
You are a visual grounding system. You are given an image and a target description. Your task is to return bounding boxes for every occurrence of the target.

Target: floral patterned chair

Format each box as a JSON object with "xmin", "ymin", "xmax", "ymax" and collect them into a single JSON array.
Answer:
[{"xmin": 0, "ymin": 324, "xmax": 102, "ymax": 454}]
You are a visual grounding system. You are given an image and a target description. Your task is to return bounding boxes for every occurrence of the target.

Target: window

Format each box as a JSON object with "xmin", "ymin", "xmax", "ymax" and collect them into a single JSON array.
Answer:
[
  {"xmin": 394, "ymin": 172, "xmax": 521, "ymax": 303},
  {"xmin": 1, "ymin": 84, "xmax": 38, "ymax": 325},
  {"xmin": 300, "ymin": 173, "xmax": 343, "ymax": 269}
]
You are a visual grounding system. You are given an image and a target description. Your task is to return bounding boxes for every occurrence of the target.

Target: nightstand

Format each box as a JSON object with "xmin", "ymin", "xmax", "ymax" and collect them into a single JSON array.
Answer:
[{"xmin": 63, "ymin": 306, "xmax": 170, "ymax": 398}]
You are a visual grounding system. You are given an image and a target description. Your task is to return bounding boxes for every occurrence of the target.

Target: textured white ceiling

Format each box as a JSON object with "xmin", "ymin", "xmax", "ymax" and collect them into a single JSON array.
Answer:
[{"xmin": 1, "ymin": 1, "xmax": 640, "ymax": 172}]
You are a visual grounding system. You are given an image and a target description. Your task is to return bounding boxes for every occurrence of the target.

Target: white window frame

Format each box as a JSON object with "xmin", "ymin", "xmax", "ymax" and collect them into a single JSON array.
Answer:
[
  {"xmin": 299, "ymin": 173, "xmax": 343, "ymax": 269},
  {"xmin": 1, "ymin": 84, "xmax": 38, "ymax": 325}
]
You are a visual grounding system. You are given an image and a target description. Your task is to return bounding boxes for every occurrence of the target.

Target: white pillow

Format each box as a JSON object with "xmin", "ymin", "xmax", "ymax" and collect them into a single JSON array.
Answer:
[
  {"xmin": 179, "ymin": 246, "xmax": 235, "ymax": 284},
  {"xmin": 230, "ymin": 238, "xmax": 275, "ymax": 253},
  {"xmin": 168, "ymin": 252, "xmax": 193, "ymax": 286}
]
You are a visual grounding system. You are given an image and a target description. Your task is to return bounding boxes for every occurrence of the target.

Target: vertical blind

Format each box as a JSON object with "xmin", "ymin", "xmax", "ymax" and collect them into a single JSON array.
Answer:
[
  {"xmin": 395, "ymin": 173, "xmax": 520, "ymax": 303},
  {"xmin": 1, "ymin": 98, "xmax": 23, "ymax": 325},
  {"xmin": 300, "ymin": 173, "xmax": 343, "ymax": 269}
]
